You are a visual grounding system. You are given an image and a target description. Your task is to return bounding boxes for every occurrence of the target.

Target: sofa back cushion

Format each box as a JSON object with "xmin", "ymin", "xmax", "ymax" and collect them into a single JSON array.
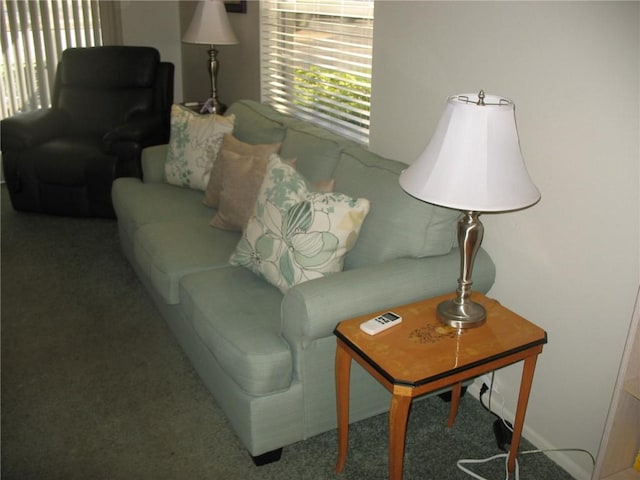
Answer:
[
  {"xmin": 279, "ymin": 123, "xmax": 354, "ymax": 184},
  {"xmin": 221, "ymin": 101, "xmax": 457, "ymax": 269},
  {"xmin": 225, "ymin": 100, "xmax": 292, "ymax": 145},
  {"xmin": 335, "ymin": 147, "xmax": 459, "ymax": 270},
  {"xmin": 225, "ymin": 101, "xmax": 354, "ymax": 185}
]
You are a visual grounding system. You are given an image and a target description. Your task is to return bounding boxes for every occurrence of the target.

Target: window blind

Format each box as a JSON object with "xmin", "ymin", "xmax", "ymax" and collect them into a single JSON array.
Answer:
[
  {"xmin": 0, "ymin": 0, "xmax": 106, "ymax": 118},
  {"xmin": 260, "ymin": 0, "xmax": 374, "ymax": 144}
]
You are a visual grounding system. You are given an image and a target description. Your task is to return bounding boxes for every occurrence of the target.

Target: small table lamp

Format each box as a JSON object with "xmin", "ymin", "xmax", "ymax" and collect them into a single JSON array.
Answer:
[
  {"xmin": 183, "ymin": 0, "xmax": 238, "ymax": 114},
  {"xmin": 399, "ymin": 91, "xmax": 540, "ymax": 328}
]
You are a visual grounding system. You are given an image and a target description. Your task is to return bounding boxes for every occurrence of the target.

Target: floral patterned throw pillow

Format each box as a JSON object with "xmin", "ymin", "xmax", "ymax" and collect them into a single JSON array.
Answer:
[
  {"xmin": 230, "ymin": 154, "xmax": 370, "ymax": 293},
  {"xmin": 164, "ymin": 104, "xmax": 235, "ymax": 191}
]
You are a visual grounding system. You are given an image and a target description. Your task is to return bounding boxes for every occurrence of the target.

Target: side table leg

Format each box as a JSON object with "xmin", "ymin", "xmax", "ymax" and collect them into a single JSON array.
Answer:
[
  {"xmin": 389, "ymin": 392, "xmax": 412, "ymax": 480},
  {"xmin": 335, "ymin": 341, "xmax": 352, "ymax": 473},
  {"xmin": 446, "ymin": 382, "xmax": 462, "ymax": 428},
  {"xmin": 507, "ymin": 353, "xmax": 539, "ymax": 473}
]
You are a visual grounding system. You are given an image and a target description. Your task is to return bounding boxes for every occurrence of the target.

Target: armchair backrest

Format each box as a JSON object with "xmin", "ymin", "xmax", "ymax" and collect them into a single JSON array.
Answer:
[{"xmin": 53, "ymin": 46, "xmax": 173, "ymax": 137}]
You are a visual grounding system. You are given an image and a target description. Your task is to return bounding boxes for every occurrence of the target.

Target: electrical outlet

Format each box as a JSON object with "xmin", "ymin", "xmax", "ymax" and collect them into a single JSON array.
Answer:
[{"xmin": 480, "ymin": 373, "xmax": 501, "ymax": 394}]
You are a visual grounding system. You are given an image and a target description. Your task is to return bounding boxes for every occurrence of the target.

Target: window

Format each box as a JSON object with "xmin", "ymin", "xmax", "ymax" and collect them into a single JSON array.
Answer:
[
  {"xmin": 0, "ymin": 0, "xmax": 113, "ymax": 119},
  {"xmin": 260, "ymin": 0, "xmax": 374, "ymax": 144}
]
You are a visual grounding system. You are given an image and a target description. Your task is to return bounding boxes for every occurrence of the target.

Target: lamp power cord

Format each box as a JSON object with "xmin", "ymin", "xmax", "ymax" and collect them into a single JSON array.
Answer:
[{"xmin": 456, "ymin": 374, "xmax": 596, "ymax": 480}]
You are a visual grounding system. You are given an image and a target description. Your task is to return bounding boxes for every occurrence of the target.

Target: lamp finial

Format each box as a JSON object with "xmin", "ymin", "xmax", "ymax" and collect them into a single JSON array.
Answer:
[{"xmin": 477, "ymin": 90, "xmax": 486, "ymax": 106}]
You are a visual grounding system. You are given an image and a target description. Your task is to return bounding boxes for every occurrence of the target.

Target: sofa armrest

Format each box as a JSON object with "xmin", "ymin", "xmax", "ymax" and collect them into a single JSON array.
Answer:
[
  {"xmin": 140, "ymin": 144, "xmax": 169, "ymax": 183},
  {"xmin": 281, "ymin": 248, "xmax": 495, "ymax": 348},
  {"xmin": 0, "ymin": 108, "xmax": 70, "ymax": 150}
]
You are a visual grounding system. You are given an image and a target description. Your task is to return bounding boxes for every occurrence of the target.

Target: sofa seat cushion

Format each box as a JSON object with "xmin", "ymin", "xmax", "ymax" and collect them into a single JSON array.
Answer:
[
  {"xmin": 134, "ymin": 221, "xmax": 241, "ymax": 304},
  {"xmin": 112, "ymin": 178, "xmax": 213, "ymax": 241},
  {"xmin": 179, "ymin": 267, "xmax": 292, "ymax": 396}
]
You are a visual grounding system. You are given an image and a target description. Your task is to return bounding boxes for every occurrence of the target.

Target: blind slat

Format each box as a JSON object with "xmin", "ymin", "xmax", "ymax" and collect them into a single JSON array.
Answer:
[
  {"xmin": 1, "ymin": 2, "xmax": 21, "ymax": 114},
  {"xmin": 30, "ymin": 2, "xmax": 50, "ymax": 108},
  {"xmin": 16, "ymin": 3, "xmax": 28, "ymax": 109},
  {"xmin": 41, "ymin": 2, "xmax": 58, "ymax": 101},
  {"xmin": 62, "ymin": 1, "xmax": 73, "ymax": 47},
  {"xmin": 264, "ymin": 71, "xmax": 371, "ymax": 107},
  {"xmin": 260, "ymin": 0, "xmax": 374, "ymax": 145},
  {"xmin": 52, "ymin": 2, "xmax": 64, "ymax": 55},
  {"xmin": 264, "ymin": 40, "xmax": 372, "ymax": 65},
  {"xmin": 1, "ymin": 0, "xmax": 104, "ymax": 118},
  {"xmin": 90, "ymin": 1, "xmax": 102, "ymax": 46},
  {"xmin": 265, "ymin": 97, "xmax": 369, "ymax": 144},
  {"xmin": 72, "ymin": 2, "xmax": 82, "ymax": 46}
]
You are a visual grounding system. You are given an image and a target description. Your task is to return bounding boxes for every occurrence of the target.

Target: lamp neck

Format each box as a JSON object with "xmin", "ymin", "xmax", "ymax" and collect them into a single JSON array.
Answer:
[
  {"xmin": 205, "ymin": 44, "xmax": 225, "ymax": 114},
  {"xmin": 455, "ymin": 211, "xmax": 484, "ymax": 303}
]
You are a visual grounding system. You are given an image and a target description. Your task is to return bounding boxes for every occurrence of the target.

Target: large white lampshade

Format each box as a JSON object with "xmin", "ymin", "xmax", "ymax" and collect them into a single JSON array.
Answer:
[
  {"xmin": 183, "ymin": 0, "xmax": 238, "ymax": 45},
  {"xmin": 400, "ymin": 92, "xmax": 540, "ymax": 212}
]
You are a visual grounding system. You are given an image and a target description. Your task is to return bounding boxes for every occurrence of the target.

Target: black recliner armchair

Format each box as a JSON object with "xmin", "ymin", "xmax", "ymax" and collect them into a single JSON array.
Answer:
[{"xmin": 0, "ymin": 46, "xmax": 174, "ymax": 217}]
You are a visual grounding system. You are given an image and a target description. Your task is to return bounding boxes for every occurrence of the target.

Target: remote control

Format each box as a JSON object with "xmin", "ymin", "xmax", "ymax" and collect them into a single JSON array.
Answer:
[{"xmin": 360, "ymin": 311, "xmax": 402, "ymax": 335}]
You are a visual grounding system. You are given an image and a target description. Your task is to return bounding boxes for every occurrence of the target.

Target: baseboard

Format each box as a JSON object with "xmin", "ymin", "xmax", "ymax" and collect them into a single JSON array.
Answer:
[{"xmin": 467, "ymin": 380, "xmax": 592, "ymax": 480}]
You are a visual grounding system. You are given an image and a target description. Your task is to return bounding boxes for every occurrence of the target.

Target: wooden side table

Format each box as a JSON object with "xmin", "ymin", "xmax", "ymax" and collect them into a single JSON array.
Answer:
[{"xmin": 333, "ymin": 292, "xmax": 547, "ymax": 480}]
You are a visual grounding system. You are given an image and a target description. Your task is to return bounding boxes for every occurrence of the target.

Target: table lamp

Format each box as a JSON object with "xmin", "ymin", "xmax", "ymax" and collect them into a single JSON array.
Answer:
[
  {"xmin": 399, "ymin": 91, "xmax": 540, "ymax": 328},
  {"xmin": 183, "ymin": 0, "xmax": 238, "ymax": 114}
]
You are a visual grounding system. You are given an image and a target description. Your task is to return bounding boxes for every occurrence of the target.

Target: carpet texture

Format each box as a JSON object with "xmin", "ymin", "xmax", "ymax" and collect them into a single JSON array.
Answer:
[{"xmin": 1, "ymin": 185, "xmax": 574, "ymax": 480}]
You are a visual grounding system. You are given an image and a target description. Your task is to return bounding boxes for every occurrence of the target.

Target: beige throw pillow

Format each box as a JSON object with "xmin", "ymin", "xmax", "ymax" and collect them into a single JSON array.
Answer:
[
  {"xmin": 209, "ymin": 151, "xmax": 269, "ymax": 231},
  {"xmin": 209, "ymin": 151, "xmax": 307, "ymax": 232},
  {"xmin": 203, "ymin": 134, "xmax": 281, "ymax": 208}
]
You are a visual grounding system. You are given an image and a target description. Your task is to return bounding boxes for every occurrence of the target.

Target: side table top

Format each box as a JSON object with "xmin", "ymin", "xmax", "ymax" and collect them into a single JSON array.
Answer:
[{"xmin": 333, "ymin": 292, "xmax": 547, "ymax": 387}]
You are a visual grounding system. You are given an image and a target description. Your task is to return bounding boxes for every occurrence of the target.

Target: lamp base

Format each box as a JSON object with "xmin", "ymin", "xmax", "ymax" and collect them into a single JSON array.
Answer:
[
  {"xmin": 200, "ymin": 97, "xmax": 226, "ymax": 115},
  {"xmin": 437, "ymin": 298, "xmax": 486, "ymax": 329}
]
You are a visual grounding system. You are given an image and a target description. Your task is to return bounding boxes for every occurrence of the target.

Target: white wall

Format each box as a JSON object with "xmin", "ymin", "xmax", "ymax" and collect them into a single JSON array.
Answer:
[
  {"xmin": 371, "ymin": 3, "xmax": 639, "ymax": 479},
  {"xmin": 216, "ymin": 1, "xmax": 261, "ymax": 103},
  {"xmin": 119, "ymin": 1, "xmax": 184, "ymax": 102}
]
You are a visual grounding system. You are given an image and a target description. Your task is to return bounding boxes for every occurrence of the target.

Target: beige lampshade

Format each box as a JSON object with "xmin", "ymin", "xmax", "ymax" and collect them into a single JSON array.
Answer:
[
  {"xmin": 399, "ymin": 92, "xmax": 540, "ymax": 212},
  {"xmin": 183, "ymin": 0, "xmax": 238, "ymax": 46}
]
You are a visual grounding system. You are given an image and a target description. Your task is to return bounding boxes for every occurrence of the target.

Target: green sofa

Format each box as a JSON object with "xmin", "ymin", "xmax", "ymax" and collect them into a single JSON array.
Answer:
[{"xmin": 111, "ymin": 100, "xmax": 496, "ymax": 464}]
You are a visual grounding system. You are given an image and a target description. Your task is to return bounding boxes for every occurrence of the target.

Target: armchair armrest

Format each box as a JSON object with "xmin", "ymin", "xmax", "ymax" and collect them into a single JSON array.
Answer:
[
  {"xmin": 102, "ymin": 114, "xmax": 165, "ymax": 151},
  {"xmin": 281, "ymin": 248, "xmax": 495, "ymax": 348},
  {"xmin": 0, "ymin": 108, "xmax": 69, "ymax": 150}
]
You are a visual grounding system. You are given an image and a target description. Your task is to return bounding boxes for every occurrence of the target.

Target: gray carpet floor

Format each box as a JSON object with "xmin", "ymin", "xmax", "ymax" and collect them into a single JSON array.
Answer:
[{"xmin": 0, "ymin": 185, "xmax": 575, "ymax": 480}]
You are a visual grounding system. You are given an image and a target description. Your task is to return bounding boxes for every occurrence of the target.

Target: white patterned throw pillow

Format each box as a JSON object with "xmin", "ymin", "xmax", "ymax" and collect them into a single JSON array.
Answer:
[
  {"xmin": 164, "ymin": 104, "xmax": 235, "ymax": 191},
  {"xmin": 230, "ymin": 154, "xmax": 370, "ymax": 293}
]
